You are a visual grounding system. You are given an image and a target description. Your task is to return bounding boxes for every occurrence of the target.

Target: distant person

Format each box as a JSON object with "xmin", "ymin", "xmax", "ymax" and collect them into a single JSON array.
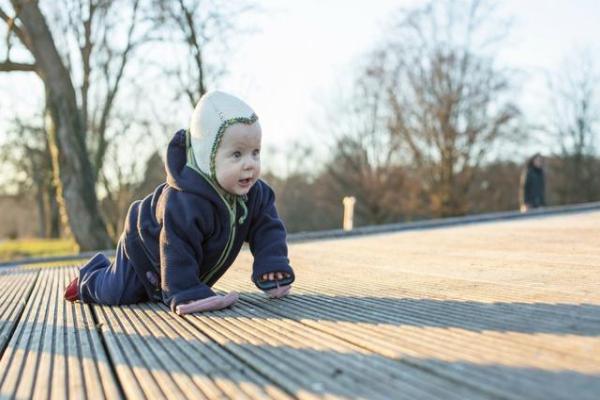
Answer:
[
  {"xmin": 520, "ymin": 153, "xmax": 546, "ymax": 212},
  {"xmin": 64, "ymin": 91, "xmax": 294, "ymax": 314}
]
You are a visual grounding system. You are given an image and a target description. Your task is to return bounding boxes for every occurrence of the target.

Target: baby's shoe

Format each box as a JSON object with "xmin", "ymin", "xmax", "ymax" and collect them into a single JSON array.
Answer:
[{"xmin": 64, "ymin": 277, "xmax": 80, "ymax": 302}]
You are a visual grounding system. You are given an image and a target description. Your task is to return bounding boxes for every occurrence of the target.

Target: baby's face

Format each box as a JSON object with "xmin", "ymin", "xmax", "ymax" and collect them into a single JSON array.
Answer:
[{"xmin": 214, "ymin": 121, "xmax": 262, "ymax": 196}]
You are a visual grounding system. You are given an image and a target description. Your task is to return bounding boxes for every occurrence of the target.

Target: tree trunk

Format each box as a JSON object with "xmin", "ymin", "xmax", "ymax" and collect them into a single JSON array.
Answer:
[
  {"xmin": 45, "ymin": 180, "xmax": 61, "ymax": 238},
  {"xmin": 16, "ymin": 1, "xmax": 113, "ymax": 250},
  {"xmin": 36, "ymin": 186, "xmax": 47, "ymax": 238}
]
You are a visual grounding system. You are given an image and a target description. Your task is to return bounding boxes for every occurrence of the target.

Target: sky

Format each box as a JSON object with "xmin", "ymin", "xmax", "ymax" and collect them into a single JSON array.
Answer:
[
  {"xmin": 1, "ymin": 0, "xmax": 599, "ymax": 181},
  {"xmin": 217, "ymin": 0, "xmax": 600, "ymax": 169}
]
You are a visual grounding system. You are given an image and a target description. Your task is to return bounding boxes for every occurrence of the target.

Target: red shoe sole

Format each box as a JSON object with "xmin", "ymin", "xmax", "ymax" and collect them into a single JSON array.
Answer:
[{"xmin": 64, "ymin": 277, "xmax": 80, "ymax": 302}]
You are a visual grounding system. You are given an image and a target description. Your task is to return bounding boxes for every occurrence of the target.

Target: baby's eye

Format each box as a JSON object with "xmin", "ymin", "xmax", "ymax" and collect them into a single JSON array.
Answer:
[
  {"xmin": 252, "ymin": 149, "xmax": 261, "ymax": 157},
  {"xmin": 232, "ymin": 151, "xmax": 242, "ymax": 159}
]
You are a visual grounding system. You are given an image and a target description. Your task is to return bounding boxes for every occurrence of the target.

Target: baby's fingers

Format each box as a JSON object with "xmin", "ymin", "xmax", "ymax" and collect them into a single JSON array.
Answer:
[
  {"xmin": 176, "ymin": 296, "xmax": 224, "ymax": 315},
  {"xmin": 266, "ymin": 285, "xmax": 291, "ymax": 299},
  {"xmin": 176, "ymin": 292, "xmax": 240, "ymax": 315},
  {"xmin": 260, "ymin": 272, "xmax": 290, "ymax": 282},
  {"xmin": 222, "ymin": 292, "xmax": 240, "ymax": 308}
]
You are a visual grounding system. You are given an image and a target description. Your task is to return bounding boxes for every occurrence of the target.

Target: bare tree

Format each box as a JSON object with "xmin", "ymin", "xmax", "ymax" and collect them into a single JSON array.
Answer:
[
  {"xmin": 94, "ymin": 0, "xmax": 257, "ymax": 237},
  {"xmin": 0, "ymin": 0, "xmax": 151, "ymax": 250},
  {"xmin": 547, "ymin": 50, "xmax": 599, "ymax": 204},
  {"xmin": 0, "ymin": 117, "xmax": 61, "ymax": 237},
  {"xmin": 377, "ymin": 0, "xmax": 521, "ymax": 216},
  {"xmin": 152, "ymin": 0, "xmax": 257, "ymax": 107},
  {"xmin": 97, "ymin": 112, "xmax": 164, "ymax": 241},
  {"xmin": 319, "ymin": 68, "xmax": 420, "ymax": 226}
]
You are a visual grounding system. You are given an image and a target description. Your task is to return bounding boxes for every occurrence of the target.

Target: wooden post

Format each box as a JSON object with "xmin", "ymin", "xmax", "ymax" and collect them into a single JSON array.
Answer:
[{"xmin": 342, "ymin": 196, "xmax": 356, "ymax": 231}]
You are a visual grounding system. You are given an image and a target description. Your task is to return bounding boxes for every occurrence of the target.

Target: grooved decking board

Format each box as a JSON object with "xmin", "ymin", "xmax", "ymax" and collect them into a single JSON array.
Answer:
[
  {"xmin": 94, "ymin": 302, "xmax": 293, "ymax": 399},
  {"xmin": 0, "ymin": 211, "xmax": 599, "ymax": 399},
  {"xmin": 0, "ymin": 267, "xmax": 120, "ymax": 399},
  {"xmin": 212, "ymin": 211, "xmax": 600, "ymax": 400},
  {"xmin": 176, "ymin": 302, "xmax": 487, "ymax": 399},
  {"xmin": 215, "ymin": 283, "xmax": 600, "ymax": 400},
  {"xmin": 0, "ymin": 268, "xmax": 37, "ymax": 358}
]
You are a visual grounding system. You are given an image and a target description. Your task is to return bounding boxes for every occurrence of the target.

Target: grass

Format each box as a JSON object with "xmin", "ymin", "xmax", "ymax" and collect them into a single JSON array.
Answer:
[{"xmin": 0, "ymin": 238, "xmax": 79, "ymax": 263}]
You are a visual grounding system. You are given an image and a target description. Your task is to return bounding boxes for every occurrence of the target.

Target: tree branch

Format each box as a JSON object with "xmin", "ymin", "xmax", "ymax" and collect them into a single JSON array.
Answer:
[
  {"xmin": 0, "ymin": 60, "xmax": 36, "ymax": 71},
  {"xmin": 79, "ymin": 0, "xmax": 97, "ymax": 138},
  {"xmin": 178, "ymin": 0, "xmax": 205, "ymax": 102},
  {"xmin": 93, "ymin": 0, "xmax": 141, "ymax": 180},
  {"xmin": 0, "ymin": 5, "xmax": 33, "ymax": 52}
]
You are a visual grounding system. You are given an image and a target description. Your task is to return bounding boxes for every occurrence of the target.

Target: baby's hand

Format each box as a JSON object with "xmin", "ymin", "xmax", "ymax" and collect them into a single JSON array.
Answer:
[
  {"xmin": 259, "ymin": 272, "xmax": 292, "ymax": 298},
  {"xmin": 260, "ymin": 272, "xmax": 291, "ymax": 282},
  {"xmin": 176, "ymin": 292, "xmax": 239, "ymax": 315},
  {"xmin": 266, "ymin": 285, "xmax": 291, "ymax": 298}
]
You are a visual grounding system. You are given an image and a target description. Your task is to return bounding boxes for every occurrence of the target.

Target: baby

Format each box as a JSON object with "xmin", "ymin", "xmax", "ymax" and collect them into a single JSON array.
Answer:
[{"xmin": 64, "ymin": 91, "xmax": 294, "ymax": 314}]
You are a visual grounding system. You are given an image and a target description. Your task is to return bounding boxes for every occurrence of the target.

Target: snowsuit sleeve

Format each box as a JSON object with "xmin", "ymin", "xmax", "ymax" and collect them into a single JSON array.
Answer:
[
  {"xmin": 159, "ymin": 191, "xmax": 216, "ymax": 312},
  {"xmin": 247, "ymin": 181, "xmax": 295, "ymax": 288}
]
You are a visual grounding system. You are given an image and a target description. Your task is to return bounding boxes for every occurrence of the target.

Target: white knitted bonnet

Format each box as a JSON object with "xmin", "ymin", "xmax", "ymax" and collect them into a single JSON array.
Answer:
[{"xmin": 189, "ymin": 90, "xmax": 258, "ymax": 179}]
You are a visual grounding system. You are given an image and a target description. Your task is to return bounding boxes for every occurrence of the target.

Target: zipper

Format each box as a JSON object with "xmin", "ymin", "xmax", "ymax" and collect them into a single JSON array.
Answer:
[
  {"xmin": 196, "ymin": 175, "xmax": 238, "ymax": 283},
  {"xmin": 184, "ymin": 130, "xmax": 241, "ymax": 283},
  {"xmin": 202, "ymin": 205, "xmax": 236, "ymax": 283}
]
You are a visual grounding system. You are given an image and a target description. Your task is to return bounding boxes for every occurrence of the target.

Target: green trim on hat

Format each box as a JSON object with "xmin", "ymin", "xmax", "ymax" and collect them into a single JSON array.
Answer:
[{"xmin": 209, "ymin": 113, "xmax": 259, "ymax": 180}]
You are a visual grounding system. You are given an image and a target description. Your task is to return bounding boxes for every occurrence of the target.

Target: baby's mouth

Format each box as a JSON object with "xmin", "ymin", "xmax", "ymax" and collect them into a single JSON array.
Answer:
[{"xmin": 238, "ymin": 177, "xmax": 253, "ymax": 186}]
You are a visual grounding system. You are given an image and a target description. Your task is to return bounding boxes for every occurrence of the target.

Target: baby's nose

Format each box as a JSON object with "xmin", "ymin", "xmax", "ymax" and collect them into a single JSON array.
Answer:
[{"xmin": 243, "ymin": 157, "xmax": 258, "ymax": 170}]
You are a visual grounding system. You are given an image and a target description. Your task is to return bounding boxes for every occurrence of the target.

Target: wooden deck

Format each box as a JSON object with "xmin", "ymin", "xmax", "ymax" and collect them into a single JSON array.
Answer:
[{"xmin": 1, "ymin": 211, "xmax": 599, "ymax": 399}]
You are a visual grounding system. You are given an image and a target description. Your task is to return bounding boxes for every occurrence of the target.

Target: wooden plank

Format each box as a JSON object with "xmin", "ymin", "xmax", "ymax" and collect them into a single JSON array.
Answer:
[
  {"xmin": 95, "ymin": 300, "xmax": 293, "ymax": 399},
  {"xmin": 283, "ymin": 212, "xmax": 600, "ymax": 300},
  {"xmin": 29, "ymin": 267, "xmax": 58, "ymax": 400},
  {"xmin": 69, "ymin": 267, "xmax": 122, "ymax": 399},
  {"xmin": 176, "ymin": 301, "xmax": 486, "ymax": 400},
  {"xmin": 129, "ymin": 303, "xmax": 290, "ymax": 399},
  {"xmin": 0, "ymin": 268, "xmax": 48, "ymax": 397},
  {"xmin": 0, "ymin": 268, "xmax": 37, "ymax": 358},
  {"xmin": 50, "ymin": 267, "xmax": 68, "ymax": 400},
  {"xmin": 211, "ymin": 211, "xmax": 600, "ymax": 400},
  {"xmin": 95, "ymin": 304, "xmax": 149, "ymax": 399},
  {"xmin": 223, "ymin": 288, "xmax": 600, "ymax": 400},
  {"xmin": 0, "ymin": 267, "xmax": 121, "ymax": 399},
  {"xmin": 1, "ymin": 211, "xmax": 598, "ymax": 399}
]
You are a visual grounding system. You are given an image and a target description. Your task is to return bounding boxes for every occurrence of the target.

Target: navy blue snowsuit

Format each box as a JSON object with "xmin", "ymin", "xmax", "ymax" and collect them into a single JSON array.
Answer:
[{"xmin": 78, "ymin": 129, "xmax": 294, "ymax": 311}]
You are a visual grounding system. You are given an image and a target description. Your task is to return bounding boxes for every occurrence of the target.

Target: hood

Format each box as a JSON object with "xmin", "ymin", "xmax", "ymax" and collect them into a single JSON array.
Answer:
[
  {"xmin": 188, "ymin": 90, "xmax": 258, "ymax": 179},
  {"xmin": 164, "ymin": 129, "xmax": 251, "ymax": 224},
  {"xmin": 165, "ymin": 129, "xmax": 211, "ymax": 196}
]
